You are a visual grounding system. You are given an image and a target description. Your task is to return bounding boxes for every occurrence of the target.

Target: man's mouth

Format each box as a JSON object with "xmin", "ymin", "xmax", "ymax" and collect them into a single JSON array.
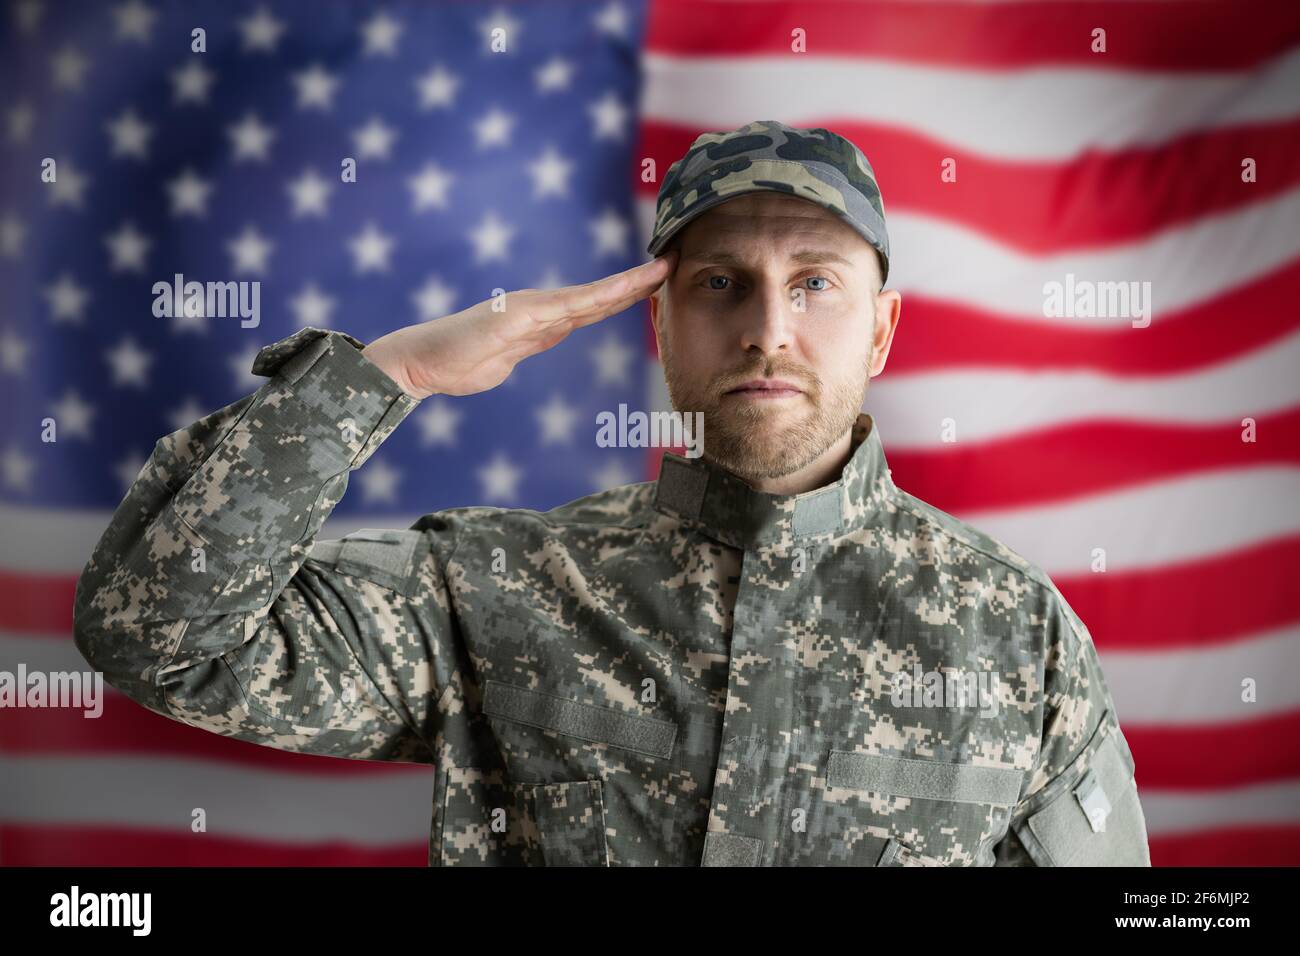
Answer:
[{"xmin": 725, "ymin": 378, "xmax": 804, "ymax": 399}]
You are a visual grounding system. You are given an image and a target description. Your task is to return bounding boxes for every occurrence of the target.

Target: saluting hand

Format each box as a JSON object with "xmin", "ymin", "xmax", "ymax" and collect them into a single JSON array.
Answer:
[{"xmin": 362, "ymin": 250, "xmax": 677, "ymax": 400}]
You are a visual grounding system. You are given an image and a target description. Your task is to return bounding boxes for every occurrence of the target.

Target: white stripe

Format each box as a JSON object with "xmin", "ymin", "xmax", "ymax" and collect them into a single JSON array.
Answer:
[
  {"xmin": 0, "ymin": 509, "xmax": 426, "ymax": 574},
  {"xmin": 637, "ymin": 182, "xmax": 1300, "ymax": 321},
  {"xmin": 642, "ymin": 47, "xmax": 1300, "ymax": 161},
  {"xmin": 1101, "ymin": 625, "xmax": 1300, "ymax": 724},
  {"xmin": 1139, "ymin": 780, "xmax": 1300, "ymax": 836},
  {"xmin": 0, "ymin": 754, "xmax": 431, "ymax": 845},
  {"xmin": 1, "ymin": 753, "xmax": 1294, "ymax": 842},
  {"xmin": 958, "ymin": 465, "xmax": 1300, "ymax": 576},
  {"xmin": 866, "ymin": 328, "xmax": 1300, "ymax": 445},
  {"xmin": 8, "ymin": 628, "xmax": 1298, "ymax": 724}
]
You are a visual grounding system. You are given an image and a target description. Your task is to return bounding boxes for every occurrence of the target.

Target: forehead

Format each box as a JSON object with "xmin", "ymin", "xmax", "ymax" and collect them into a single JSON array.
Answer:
[
  {"xmin": 681, "ymin": 192, "xmax": 863, "ymax": 252},
  {"xmin": 676, "ymin": 193, "xmax": 875, "ymax": 271}
]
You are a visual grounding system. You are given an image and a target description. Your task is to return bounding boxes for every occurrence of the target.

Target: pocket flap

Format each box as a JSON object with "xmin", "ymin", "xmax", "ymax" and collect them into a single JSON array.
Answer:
[
  {"xmin": 483, "ymin": 680, "xmax": 677, "ymax": 758},
  {"xmin": 827, "ymin": 750, "xmax": 1023, "ymax": 806},
  {"xmin": 333, "ymin": 528, "xmax": 423, "ymax": 595}
]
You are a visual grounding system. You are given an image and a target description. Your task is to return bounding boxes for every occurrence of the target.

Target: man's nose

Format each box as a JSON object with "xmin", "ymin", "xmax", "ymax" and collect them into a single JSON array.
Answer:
[{"xmin": 736, "ymin": 281, "xmax": 794, "ymax": 354}]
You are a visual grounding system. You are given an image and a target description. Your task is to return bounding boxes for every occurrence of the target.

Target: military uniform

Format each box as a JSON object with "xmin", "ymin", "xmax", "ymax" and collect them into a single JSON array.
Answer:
[{"xmin": 73, "ymin": 325, "xmax": 1151, "ymax": 867}]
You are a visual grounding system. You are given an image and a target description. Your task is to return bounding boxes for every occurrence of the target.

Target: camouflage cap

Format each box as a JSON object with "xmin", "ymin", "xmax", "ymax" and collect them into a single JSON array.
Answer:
[{"xmin": 646, "ymin": 119, "xmax": 890, "ymax": 283}]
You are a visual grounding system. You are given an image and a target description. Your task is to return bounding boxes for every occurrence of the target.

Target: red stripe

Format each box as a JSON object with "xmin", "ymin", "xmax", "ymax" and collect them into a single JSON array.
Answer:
[
  {"xmin": 0, "ymin": 689, "xmax": 432, "ymax": 775},
  {"xmin": 646, "ymin": 0, "xmax": 1300, "ymax": 70},
  {"xmin": 639, "ymin": 119, "xmax": 1300, "ymax": 255},
  {"xmin": 0, "ymin": 572, "xmax": 75, "ymax": 635},
  {"xmin": 1127, "ymin": 710, "xmax": 1300, "ymax": 789},
  {"xmin": 881, "ymin": 260, "xmax": 1300, "ymax": 376},
  {"xmin": 0, "ymin": 824, "xmax": 425, "ymax": 866},
  {"xmin": 889, "ymin": 411, "xmax": 1300, "ymax": 514},
  {"xmin": 1055, "ymin": 534, "xmax": 1300, "ymax": 651},
  {"xmin": 1150, "ymin": 825, "xmax": 1300, "ymax": 866}
]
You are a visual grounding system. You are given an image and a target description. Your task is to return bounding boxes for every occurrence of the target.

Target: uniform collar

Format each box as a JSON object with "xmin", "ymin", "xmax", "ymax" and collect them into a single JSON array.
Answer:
[{"xmin": 652, "ymin": 412, "xmax": 893, "ymax": 549}]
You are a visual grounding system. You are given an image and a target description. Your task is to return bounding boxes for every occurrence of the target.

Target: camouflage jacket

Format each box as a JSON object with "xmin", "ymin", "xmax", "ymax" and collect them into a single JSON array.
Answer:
[{"xmin": 73, "ymin": 327, "xmax": 1152, "ymax": 867}]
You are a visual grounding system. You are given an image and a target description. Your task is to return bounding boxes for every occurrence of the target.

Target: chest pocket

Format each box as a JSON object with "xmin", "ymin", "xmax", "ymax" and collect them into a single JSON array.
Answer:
[
  {"xmin": 825, "ymin": 750, "xmax": 1025, "ymax": 867},
  {"xmin": 318, "ymin": 528, "xmax": 425, "ymax": 596}
]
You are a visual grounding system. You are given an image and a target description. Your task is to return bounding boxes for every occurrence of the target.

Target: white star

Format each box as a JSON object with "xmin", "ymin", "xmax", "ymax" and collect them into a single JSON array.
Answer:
[
  {"xmin": 228, "ymin": 112, "xmax": 275, "ymax": 162},
  {"xmin": 478, "ymin": 452, "xmax": 523, "ymax": 503},
  {"xmin": 168, "ymin": 397, "xmax": 207, "ymax": 431},
  {"xmin": 292, "ymin": 64, "xmax": 340, "ymax": 110},
  {"xmin": 13, "ymin": 0, "xmax": 44, "ymax": 33},
  {"xmin": 227, "ymin": 224, "xmax": 274, "ymax": 275},
  {"xmin": 407, "ymin": 162, "xmax": 454, "ymax": 212},
  {"xmin": 172, "ymin": 59, "xmax": 215, "ymax": 105},
  {"xmin": 348, "ymin": 222, "xmax": 396, "ymax": 273},
  {"xmin": 8, "ymin": 102, "xmax": 35, "ymax": 143},
  {"xmin": 415, "ymin": 397, "xmax": 462, "ymax": 446},
  {"xmin": 0, "ymin": 213, "xmax": 25, "ymax": 258},
  {"xmin": 414, "ymin": 64, "xmax": 459, "ymax": 110},
  {"xmin": 589, "ymin": 90, "xmax": 630, "ymax": 141},
  {"xmin": 528, "ymin": 146, "xmax": 574, "ymax": 199},
  {"xmin": 45, "ymin": 273, "xmax": 90, "ymax": 324},
  {"xmin": 361, "ymin": 10, "xmax": 403, "ymax": 56},
  {"xmin": 353, "ymin": 116, "xmax": 398, "ymax": 161},
  {"xmin": 535, "ymin": 56, "xmax": 575, "ymax": 93},
  {"xmin": 51, "ymin": 45, "xmax": 90, "ymax": 92},
  {"xmin": 593, "ymin": 1, "xmax": 631, "ymax": 38},
  {"xmin": 105, "ymin": 336, "xmax": 153, "ymax": 388},
  {"xmin": 166, "ymin": 168, "xmax": 213, "ymax": 217},
  {"xmin": 535, "ymin": 392, "xmax": 580, "ymax": 445},
  {"xmin": 411, "ymin": 275, "xmax": 456, "ymax": 321},
  {"xmin": 240, "ymin": 6, "xmax": 286, "ymax": 52},
  {"xmin": 473, "ymin": 107, "xmax": 515, "ymax": 149},
  {"xmin": 113, "ymin": 450, "xmax": 147, "ymax": 492},
  {"xmin": 290, "ymin": 282, "xmax": 336, "ymax": 328},
  {"xmin": 589, "ymin": 207, "xmax": 631, "ymax": 257},
  {"xmin": 358, "ymin": 458, "xmax": 402, "ymax": 504},
  {"xmin": 0, "ymin": 328, "xmax": 30, "ymax": 373},
  {"xmin": 2, "ymin": 446, "xmax": 35, "ymax": 493},
  {"xmin": 227, "ymin": 344, "xmax": 262, "ymax": 393},
  {"xmin": 287, "ymin": 167, "xmax": 333, "ymax": 217},
  {"xmin": 589, "ymin": 332, "xmax": 634, "ymax": 386},
  {"xmin": 592, "ymin": 456, "xmax": 633, "ymax": 492},
  {"xmin": 47, "ymin": 159, "xmax": 89, "ymax": 209},
  {"xmin": 105, "ymin": 107, "xmax": 153, "ymax": 159},
  {"xmin": 467, "ymin": 210, "xmax": 514, "ymax": 264},
  {"xmin": 51, "ymin": 389, "xmax": 95, "ymax": 439},
  {"xmin": 113, "ymin": 0, "xmax": 156, "ymax": 43},
  {"xmin": 104, "ymin": 221, "xmax": 150, "ymax": 273},
  {"xmin": 477, "ymin": 8, "xmax": 523, "ymax": 52}
]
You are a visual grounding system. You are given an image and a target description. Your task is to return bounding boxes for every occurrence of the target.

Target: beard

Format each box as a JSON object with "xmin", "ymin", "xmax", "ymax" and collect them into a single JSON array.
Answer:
[{"xmin": 660, "ymin": 327, "xmax": 872, "ymax": 484}]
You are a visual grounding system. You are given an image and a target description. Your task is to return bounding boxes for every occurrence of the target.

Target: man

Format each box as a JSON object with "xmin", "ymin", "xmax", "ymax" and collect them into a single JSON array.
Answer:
[{"xmin": 73, "ymin": 120, "xmax": 1151, "ymax": 867}]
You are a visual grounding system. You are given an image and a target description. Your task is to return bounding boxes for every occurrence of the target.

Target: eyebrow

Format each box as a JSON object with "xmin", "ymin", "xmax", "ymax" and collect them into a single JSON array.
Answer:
[{"xmin": 681, "ymin": 248, "xmax": 855, "ymax": 269}]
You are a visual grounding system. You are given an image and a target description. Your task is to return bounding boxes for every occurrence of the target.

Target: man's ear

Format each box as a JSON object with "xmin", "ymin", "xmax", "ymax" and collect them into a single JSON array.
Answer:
[{"xmin": 649, "ymin": 283, "xmax": 665, "ymax": 357}]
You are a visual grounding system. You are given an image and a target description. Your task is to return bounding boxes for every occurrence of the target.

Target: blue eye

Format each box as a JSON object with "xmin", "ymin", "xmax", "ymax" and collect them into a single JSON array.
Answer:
[
  {"xmin": 804, "ymin": 276, "xmax": 830, "ymax": 291},
  {"xmin": 705, "ymin": 275, "xmax": 732, "ymax": 291}
]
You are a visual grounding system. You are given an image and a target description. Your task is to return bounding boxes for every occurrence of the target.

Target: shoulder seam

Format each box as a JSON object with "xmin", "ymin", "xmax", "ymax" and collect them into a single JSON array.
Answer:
[{"xmin": 887, "ymin": 487, "xmax": 1053, "ymax": 591}]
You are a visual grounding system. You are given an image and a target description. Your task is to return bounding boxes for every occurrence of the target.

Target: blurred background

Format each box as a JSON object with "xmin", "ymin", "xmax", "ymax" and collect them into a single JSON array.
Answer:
[{"xmin": 2, "ymin": 0, "xmax": 1298, "ymax": 866}]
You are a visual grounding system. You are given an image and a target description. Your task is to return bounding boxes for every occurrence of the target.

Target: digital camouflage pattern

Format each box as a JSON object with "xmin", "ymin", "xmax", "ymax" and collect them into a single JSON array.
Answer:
[
  {"xmin": 73, "ymin": 327, "xmax": 1152, "ymax": 867},
  {"xmin": 646, "ymin": 119, "xmax": 892, "ymax": 282}
]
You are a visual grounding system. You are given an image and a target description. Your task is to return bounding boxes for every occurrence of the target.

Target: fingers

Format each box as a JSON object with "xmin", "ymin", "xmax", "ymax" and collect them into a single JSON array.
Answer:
[{"xmin": 529, "ymin": 250, "xmax": 677, "ymax": 325}]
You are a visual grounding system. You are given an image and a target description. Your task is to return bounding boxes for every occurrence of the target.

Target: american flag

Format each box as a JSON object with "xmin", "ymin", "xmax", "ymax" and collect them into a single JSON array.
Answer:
[{"xmin": 1, "ymin": 0, "xmax": 1297, "ymax": 866}]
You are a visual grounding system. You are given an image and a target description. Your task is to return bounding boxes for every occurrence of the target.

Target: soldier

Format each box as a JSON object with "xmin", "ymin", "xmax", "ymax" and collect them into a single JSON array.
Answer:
[{"xmin": 73, "ymin": 120, "xmax": 1151, "ymax": 867}]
